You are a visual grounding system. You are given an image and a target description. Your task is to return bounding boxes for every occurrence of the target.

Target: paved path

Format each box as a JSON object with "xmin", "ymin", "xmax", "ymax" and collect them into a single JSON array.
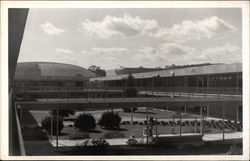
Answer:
[{"xmin": 49, "ymin": 132, "xmax": 242, "ymax": 147}]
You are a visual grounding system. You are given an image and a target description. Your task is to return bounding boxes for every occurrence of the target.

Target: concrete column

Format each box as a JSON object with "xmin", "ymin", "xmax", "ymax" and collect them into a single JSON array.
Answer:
[
  {"xmin": 222, "ymin": 104, "xmax": 225, "ymax": 141},
  {"xmin": 51, "ymin": 111, "xmax": 53, "ymax": 141},
  {"xmin": 236, "ymin": 72, "xmax": 239, "ymax": 95},
  {"xmin": 173, "ymin": 115, "xmax": 175, "ymax": 134},
  {"xmin": 194, "ymin": 116, "xmax": 197, "ymax": 134},
  {"xmin": 146, "ymin": 107, "xmax": 149, "ymax": 144},
  {"xmin": 236, "ymin": 105, "xmax": 239, "ymax": 122},
  {"xmin": 207, "ymin": 105, "xmax": 209, "ymax": 117},
  {"xmin": 56, "ymin": 108, "xmax": 59, "ymax": 149},
  {"xmin": 200, "ymin": 107, "xmax": 203, "ymax": 135},
  {"xmin": 180, "ymin": 115, "xmax": 182, "ymax": 136},
  {"xmin": 131, "ymin": 108, "xmax": 134, "ymax": 125},
  {"xmin": 156, "ymin": 117, "xmax": 158, "ymax": 139}
]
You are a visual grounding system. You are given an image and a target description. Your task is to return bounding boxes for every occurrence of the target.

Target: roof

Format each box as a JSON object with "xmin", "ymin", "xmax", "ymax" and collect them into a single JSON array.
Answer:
[
  {"xmin": 106, "ymin": 67, "xmax": 163, "ymax": 77},
  {"xmin": 90, "ymin": 63, "xmax": 242, "ymax": 81},
  {"xmin": 14, "ymin": 62, "xmax": 95, "ymax": 81}
]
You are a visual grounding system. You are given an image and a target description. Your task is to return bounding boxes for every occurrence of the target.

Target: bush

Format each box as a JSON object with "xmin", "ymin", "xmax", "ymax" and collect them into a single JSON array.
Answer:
[
  {"xmin": 103, "ymin": 131, "xmax": 125, "ymax": 139},
  {"xmin": 126, "ymin": 137, "xmax": 138, "ymax": 145},
  {"xmin": 69, "ymin": 132, "xmax": 90, "ymax": 140},
  {"xmin": 52, "ymin": 109, "xmax": 75, "ymax": 117},
  {"xmin": 74, "ymin": 138, "xmax": 110, "ymax": 155},
  {"xmin": 41, "ymin": 116, "xmax": 64, "ymax": 135},
  {"xmin": 98, "ymin": 111, "xmax": 121, "ymax": 129},
  {"xmin": 227, "ymin": 144, "xmax": 243, "ymax": 155},
  {"xmin": 122, "ymin": 107, "xmax": 138, "ymax": 113},
  {"xmin": 74, "ymin": 113, "xmax": 96, "ymax": 131}
]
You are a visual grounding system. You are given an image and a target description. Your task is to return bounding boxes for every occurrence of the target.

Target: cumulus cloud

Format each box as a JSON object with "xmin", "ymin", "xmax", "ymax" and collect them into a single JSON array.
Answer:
[
  {"xmin": 201, "ymin": 43, "xmax": 241, "ymax": 63},
  {"xmin": 40, "ymin": 22, "xmax": 66, "ymax": 35},
  {"xmin": 82, "ymin": 47, "xmax": 129, "ymax": 56},
  {"xmin": 80, "ymin": 14, "xmax": 158, "ymax": 38},
  {"xmin": 133, "ymin": 43, "xmax": 197, "ymax": 64},
  {"xmin": 153, "ymin": 16, "xmax": 237, "ymax": 43},
  {"xmin": 55, "ymin": 48, "xmax": 74, "ymax": 55}
]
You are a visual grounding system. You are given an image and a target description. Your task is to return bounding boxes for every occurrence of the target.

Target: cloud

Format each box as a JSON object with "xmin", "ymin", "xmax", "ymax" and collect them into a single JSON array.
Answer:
[
  {"xmin": 82, "ymin": 47, "xmax": 129, "ymax": 56},
  {"xmin": 201, "ymin": 43, "xmax": 241, "ymax": 63},
  {"xmin": 40, "ymin": 22, "xmax": 66, "ymax": 35},
  {"xmin": 133, "ymin": 43, "xmax": 197, "ymax": 64},
  {"xmin": 55, "ymin": 48, "xmax": 74, "ymax": 55},
  {"xmin": 153, "ymin": 16, "xmax": 237, "ymax": 43},
  {"xmin": 80, "ymin": 14, "xmax": 158, "ymax": 38}
]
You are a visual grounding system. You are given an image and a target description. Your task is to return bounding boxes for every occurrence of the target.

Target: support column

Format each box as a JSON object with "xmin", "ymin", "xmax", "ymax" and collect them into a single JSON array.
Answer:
[
  {"xmin": 146, "ymin": 107, "xmax": 149, "ymax": 144},
  {"xmin": 207, "ymin": 105, "xmax": 209, "ymax": 117},
  {"xmin": 56, "ymin": 108, "xmax": 59, "ymax": 149},
  {"xmin": 236, "ymin": 72, "xmax": 239, "ymax": 95},
  {"xmin": 172, "ymin": 115, "xmax": 175, "ymax": 134},
  {"xmin": 184, "ymin": 106, "xmax": 187, "ymax": 113},
  {"xmin": 180, "ymin": 115, "xmax": 182, "ymax": 136},
  {"xmin": 194, "ymin": 116, "xmax": 197, "ymax": 134},
  {"xmin": 51, "ymin": 111, "xmax": 53, "ymax": 141},
  {"xmin": 236, "ymin": 105, "xmax": 239, "ymax": 122},
  {"xmin": 156, "ymin": 117, "xmax": 158, "ymax": 139},
  {"xmin": 131, "ymin": 108, "xmax": 134, "ymax": 125},
  {"xmin": 200, "ymin": 107, "xmax": 203, "ymax": 135},
  {"xmin": 222, "ymin": 104, "xmax": 225, "ymax": 141}
]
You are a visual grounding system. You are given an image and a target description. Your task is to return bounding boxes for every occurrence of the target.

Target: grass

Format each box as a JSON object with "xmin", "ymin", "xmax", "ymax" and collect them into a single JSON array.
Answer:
[{"xmin": 28, "ymin": 108, "xmax": 239, "ymax": 141}]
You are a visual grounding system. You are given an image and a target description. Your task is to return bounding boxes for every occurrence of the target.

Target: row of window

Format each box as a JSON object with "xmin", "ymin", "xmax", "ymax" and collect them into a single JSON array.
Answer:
[{"xmin": 208, "ymin": 76, "xmax": 233, "ymax": 81}]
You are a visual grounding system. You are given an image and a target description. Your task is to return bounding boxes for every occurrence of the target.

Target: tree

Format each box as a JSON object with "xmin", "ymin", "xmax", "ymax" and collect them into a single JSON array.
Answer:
[
  {"xmin": 52, "ymin": 109, "xmax": 75, "ymax": 118},
  {"xmin": 41, "ymin": 116, "xmax": 64, "ymax": 135},
  {"xmin": 125, "ymin": 73, "xmax": 138, "ymax": 97},
  {"xmin": 98, "ymin": 111, "xmax": 121, "ymax": 129},
  {"xmin": 88, "ymin": 65, "xmax": 106, "ymax": 77},
  {"xmin": 74, "ymin": 113, "xmax": 96, "ymax": 131}
]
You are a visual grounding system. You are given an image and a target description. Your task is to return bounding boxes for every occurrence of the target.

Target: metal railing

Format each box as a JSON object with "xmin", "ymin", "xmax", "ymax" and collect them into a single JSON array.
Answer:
[{"xmin": 14, "ymin": 86, "xmax": 242, "ymax": 100}]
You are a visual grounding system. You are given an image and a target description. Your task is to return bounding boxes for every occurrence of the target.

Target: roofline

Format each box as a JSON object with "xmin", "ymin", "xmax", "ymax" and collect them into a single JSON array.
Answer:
[{"xmin": 90, "ymin": 63, "xmax": 242, "ymax": 82}]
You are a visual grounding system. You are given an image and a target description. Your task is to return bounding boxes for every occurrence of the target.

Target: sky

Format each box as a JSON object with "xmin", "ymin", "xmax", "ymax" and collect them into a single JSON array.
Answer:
[{"xmin": 18, "ymin": 8, "xmax": 242, "ymax": 70}]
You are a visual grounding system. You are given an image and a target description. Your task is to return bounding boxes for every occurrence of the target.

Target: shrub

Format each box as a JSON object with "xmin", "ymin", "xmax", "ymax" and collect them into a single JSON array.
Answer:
[
  {"xmin": 74, "ymin": 138, "xmax": 110, "ymax": 155},
  {"xmin": 227, "ymin": 144, "xmax": 243, "ymax": 155},
  {"xmin": 74, "ymin": 113, "xmax": 96, "ymax": 131},
  {"xmin": 52, "ymin": 109, "xmax": 75, "ymax": 117},
  {"xmin": 126, "ymin": 137, "xmax": 138, "ymax": 145},
  {"xmin": 122, "ymin": 107, "xmax": 138, "ymax": 113},
  {"xmin": 41, "ymin": 116, "xmax": 64, "ymax": 135},
  {"xmin": 103, "ymin": 131, "xmax": 125, "ymax": 139},
  {"xmin": 98, "ymin": 111, "xmax": 121, "ymax": 129},
  {"xmin": 69, "ymin": 132, "xmax": 90, "ymax": 140}
]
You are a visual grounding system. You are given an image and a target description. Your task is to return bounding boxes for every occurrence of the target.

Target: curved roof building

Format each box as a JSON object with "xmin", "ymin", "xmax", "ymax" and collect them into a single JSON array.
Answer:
[{"xmin": 14, "ymin": 62, "xmax": 95, "ymax": 81}]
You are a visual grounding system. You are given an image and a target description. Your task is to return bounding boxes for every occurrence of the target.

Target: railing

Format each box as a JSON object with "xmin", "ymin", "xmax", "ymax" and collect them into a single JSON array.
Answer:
[
  {"xmin": 14, "ymin": 86, "xmax": 242, "ymax": 100},
  {"xmin": 14, "ymin": 103, "xmax": 26, "ymax": 155},
  {"xmin": 14, "ymin": 86, "xmax": 242, "ymax": 94}
]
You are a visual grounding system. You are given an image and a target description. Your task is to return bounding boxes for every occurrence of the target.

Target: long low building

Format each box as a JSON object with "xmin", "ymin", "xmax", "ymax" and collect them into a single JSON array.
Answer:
[
  {"xmin": 90, "ymin": 63, "xmax": 242, "ymax": 90},
  {"xmin": 14, "ymin": 62, "xmax": 243, "ymax": 121},
  {"xmin": 89, "ymin": 63, "xmax": 242, "ymax": 121}
]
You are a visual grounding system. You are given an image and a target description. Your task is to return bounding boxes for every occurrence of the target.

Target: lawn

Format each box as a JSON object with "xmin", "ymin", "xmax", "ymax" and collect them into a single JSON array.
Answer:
[{"xmin": 27, "ymin": 107, "xmax": 239, "ymax": 141}]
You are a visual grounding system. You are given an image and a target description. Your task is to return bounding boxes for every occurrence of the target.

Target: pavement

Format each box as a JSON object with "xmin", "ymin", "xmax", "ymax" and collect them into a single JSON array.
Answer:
[{"xmin": 49, "ymin": 132, "xmax": 242, "ymax": 147}]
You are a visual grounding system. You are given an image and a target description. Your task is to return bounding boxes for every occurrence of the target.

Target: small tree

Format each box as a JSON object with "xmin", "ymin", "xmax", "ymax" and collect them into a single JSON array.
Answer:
[
  {"xmin": 41, "ymin": 116, "xmax": 64, "ymax": 135},
  {"xmin": 74, "ymin": 113, "xmax": 96, "ymax": 131},
  {"xmin": 52, "ymin": 109, "xmax": 75, "ymax": 118},
  {"xmin": 98, "ymin": 111, "xmax": 121, "ymax": 129},
  {"xmin": 125, "ymin": 73, "xmax": 138, "ymax": 97}
]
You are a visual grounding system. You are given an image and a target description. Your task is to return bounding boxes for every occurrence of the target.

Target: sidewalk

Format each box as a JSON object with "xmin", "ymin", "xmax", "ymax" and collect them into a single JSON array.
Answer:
[{"xmin": 49, "ymin": 132, "xmax": 242, "ymax": 147}]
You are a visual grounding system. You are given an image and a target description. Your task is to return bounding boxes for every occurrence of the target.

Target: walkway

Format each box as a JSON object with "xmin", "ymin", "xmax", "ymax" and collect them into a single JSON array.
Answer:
[
  {"xmin": 49, "ymin": 132, "xmax": 242, "ymax": 147},
  {"xmin": 17, "ymin": 96, "xmax": 242, "ymax": 111}
]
